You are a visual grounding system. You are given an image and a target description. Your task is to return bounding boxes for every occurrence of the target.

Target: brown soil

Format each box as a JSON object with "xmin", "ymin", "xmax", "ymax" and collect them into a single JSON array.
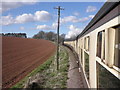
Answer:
[{"xmin": 2, "ymin": 36, "xmax": 56, "ymax": 88}]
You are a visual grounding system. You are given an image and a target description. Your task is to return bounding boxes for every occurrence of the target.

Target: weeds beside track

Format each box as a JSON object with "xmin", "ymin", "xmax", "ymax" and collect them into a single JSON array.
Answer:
[{"xmin": 12, "ymin": 45, "xmax": 69, "ymax": 88}]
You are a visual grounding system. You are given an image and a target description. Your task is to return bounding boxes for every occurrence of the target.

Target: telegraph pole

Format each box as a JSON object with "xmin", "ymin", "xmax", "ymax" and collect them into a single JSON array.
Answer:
[{"xmin": 54, "ymin": 6, "xmax": 64, "ymax": 71}]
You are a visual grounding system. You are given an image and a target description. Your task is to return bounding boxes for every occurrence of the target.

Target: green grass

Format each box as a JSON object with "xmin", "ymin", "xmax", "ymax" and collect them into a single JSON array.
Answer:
[
  {"xmin": 42, "ymin": 46, "xmax": 69, "ymax": 88},
  {"xmin": 12, "ymin": 54, "xmax": 54, "ymax": 88},
  {"xmin": 12, "ymin": 46, "xmax": 69, "ymax": 89}
]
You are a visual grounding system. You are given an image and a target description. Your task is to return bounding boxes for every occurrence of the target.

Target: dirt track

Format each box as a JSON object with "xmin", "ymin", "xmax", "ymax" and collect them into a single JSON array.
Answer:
[{"xmin": 2, "ymin": 37, "xmax": 56, "ymax": 88}]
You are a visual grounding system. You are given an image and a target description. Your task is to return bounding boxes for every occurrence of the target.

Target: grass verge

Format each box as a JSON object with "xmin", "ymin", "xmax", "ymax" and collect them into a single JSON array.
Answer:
[
  {"xmin": 12, "ymin": 46, "xmax": 69, "ymax": 89},
  {"xmin": 11, "ymin": 54, "xmax": 54, "ymax": 88}
]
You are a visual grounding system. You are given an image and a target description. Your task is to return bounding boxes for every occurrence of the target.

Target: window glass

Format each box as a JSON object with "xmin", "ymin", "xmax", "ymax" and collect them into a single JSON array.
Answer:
[
  {"xmin": 85, "ymin": 52, "xmax": 89, "ymax": 82},
  {"xmin": 97, "ymin": 62, "xmax": 120, "ymax": 88},
  {"xmin": 88, "ymin": 36, "xmax": 90, "ymax": 51},
  {"xmin": 81, "ymin": 49, "xmax": 83, "ymax": 64},
  {"xmin": 87, "ymin": 36, "xmax": 90, "ymax": 51},
  {"xmin": 97, "ymin": 32, "xmax": 102, "ymax": 58},
  {"xmin": 114, "ymin": 26, "xmax": 120, "ymax": 68},
  {"xmin": 84, "ymin": 38, "xmax": 86, "ymax": 50},
  {"xmin": 84, "ymin": 36, "xmax": 90, "ymax": 51}
]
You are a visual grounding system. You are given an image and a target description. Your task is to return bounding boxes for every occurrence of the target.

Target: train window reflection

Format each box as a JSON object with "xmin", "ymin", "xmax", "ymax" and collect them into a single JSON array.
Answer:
[
  {"xmin": 97, "ymin": 31, "xmax": 105, "ymax": 60},
  {"xmin": 84, "ymin": 36, "xmax": 90, "ymax": 51},
  {"xmin": 97, "ymin": 62, "xmax": 120, "ymax": 88},
  {"xmin": 88, "ymin": 36, "xmax": 90, "ymax": 51},
  {"xmin": 114, "ymin": 26, "xmax": 120, "ymax": 68},
  {"xmin": 85, "ymin": 52, "xmax": 89, "ymax": 82},
  {"xmin": 84, "ymin": 38, "xmax": 86, "ymax": 50},
  {"xmin": 97, "ymin": 32, "xmax": 102, "ymax": 58},
  {"xmin": 81, "ymin": 49, "xmax": 83, "ymax": 65}
]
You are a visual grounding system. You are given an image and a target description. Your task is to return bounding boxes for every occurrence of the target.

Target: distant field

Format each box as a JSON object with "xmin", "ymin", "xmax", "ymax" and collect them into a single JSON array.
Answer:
[{"xmin": 2, "ymin": 37, "xmax": 56, "ymax": 88}]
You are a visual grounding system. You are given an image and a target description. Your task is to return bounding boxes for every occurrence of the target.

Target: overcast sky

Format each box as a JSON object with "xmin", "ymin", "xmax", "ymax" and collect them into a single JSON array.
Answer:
[{"xmin": 1, "ymin": 1, "xmax": 105, "ymax": 38}]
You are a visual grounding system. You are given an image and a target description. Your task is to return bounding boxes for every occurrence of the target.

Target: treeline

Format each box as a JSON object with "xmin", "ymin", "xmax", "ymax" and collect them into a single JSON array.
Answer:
[
  {"xmin": 0, "ymin": 33, "xmax": 27, "ymax": 38},
  {"xmin": 33, "ymin": 31, "xmax": 65, "ymax": 43}
]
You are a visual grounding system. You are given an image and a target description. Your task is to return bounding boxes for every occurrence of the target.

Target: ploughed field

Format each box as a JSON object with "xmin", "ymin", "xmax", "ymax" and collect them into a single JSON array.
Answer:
[{"xmin": 2, "ymin": 37, "xmax": 56, "ymax": 88}]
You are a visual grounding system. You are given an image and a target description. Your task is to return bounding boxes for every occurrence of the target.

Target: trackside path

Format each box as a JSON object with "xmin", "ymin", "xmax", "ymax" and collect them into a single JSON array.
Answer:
[{"xmin": 64, "ymin": 46, "xmax": 84, "ymax": 88}]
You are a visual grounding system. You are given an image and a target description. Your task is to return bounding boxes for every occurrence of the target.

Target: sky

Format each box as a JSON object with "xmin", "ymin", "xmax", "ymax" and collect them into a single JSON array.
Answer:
[{"xmin": 1, "ymin": 1, "xmax": 105, "ymax": 38}]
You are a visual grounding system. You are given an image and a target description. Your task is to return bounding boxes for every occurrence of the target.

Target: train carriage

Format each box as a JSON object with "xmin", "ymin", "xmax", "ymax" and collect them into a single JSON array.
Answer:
[{"xmin": 64, "ymin": 1, "xmax": 120, "ymax": 88}]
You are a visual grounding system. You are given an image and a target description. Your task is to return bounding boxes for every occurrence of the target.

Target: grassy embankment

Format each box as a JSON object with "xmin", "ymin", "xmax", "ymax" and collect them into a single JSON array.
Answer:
[{"xmin": 12, "ymin": 46, "xmax": 69, "ymax": 88}]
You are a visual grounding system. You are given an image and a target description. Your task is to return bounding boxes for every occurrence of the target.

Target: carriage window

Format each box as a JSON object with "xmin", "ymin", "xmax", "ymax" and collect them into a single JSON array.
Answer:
[
  {"xmin": 76, "ymin": 40, "xmax": 78, "ymax": 51},
  {"xmin": 84, "ymin": 38, "xmax": 86, "ymax": 50},
  {"xmin": 97, "ymin": 62, "xmax": 120, "ymax": 88},
  {"xmin": 97, "ymin": 31, "xmax": 105, "ymax": 59},
  {"xmin": 87, "ymin": 36, "xmax": 90, "ymax": 51},
  {"xmin": 97, "ymin": 32, "xmax": 102, "ymax": 58},
  {"xmin": 84, "ymin": 36, "xmax": 90, "ymax": 51},
  {"xmin": 85, "ymin": 52, "xmax": 89, "ymax": 82},
  {"xmin": 114, "ymin": 26, "xmax": 120, "ymax": 68},
  {"xmin": 81, "ymin": 49, "xmax": 83, "ymax": 65}
]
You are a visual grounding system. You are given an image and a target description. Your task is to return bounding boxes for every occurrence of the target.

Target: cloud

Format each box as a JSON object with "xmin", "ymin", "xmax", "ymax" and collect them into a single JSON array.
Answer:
[
  {"xmin": 60, "ymin": 15, "xmax": 95, "ymax": 24},
  {"xmin": 34, "ymin": 11, "xmax": 52, "ymax": 22},
  {"xmin": 0, "ymin": 15, "xmax": 14, "ymax": 25},
  {"xmin": 36, "ymin": 22, "xmax": 58, "ymax": 30},
  {"xmin": 52, "ymin": 22, "xmax": 58, "ymax": 29},
  {"xmin": 1, "ymin": 0, "xmax": 38, "ymax": 13},
  {"xmin": 86, "ymin": 6, "xmax": 97, "ymax": 13},
  {"xmin": 73, "ymin": 12, "xmax": 80, "ymax": 16},
  {"xmin": 61, "ymin": 16, "xmax": 78, "ymax": 23},
  {"xmin": 1, "ymin": 10, "xmax": 52, "ymax": 25},
  {"xmin": 61, "ymin": 16, "xmax": 89, "ymax": 23},
  {"xmin": 36, "ymin": 14, "xmax": 93, "ymax": 31},
  {"xmin": 65, "ymin": 25, "xmax": 82, "ymax": 39},
  {"xmin": 2, "ymin": 0, "xmax": 38, "ymax": 2},
  {"xmin": 89, "ymin": 15, "xmax": 95, "ymax": 18},
  {"xmin": 36, "ymin": 25, "xmax": 53, "ymax": 30},
  {"xmin": 20, "ymin": 26, "xmax": 25, "ymax": 30},
  {"xmin": 15, "ymin": 14, "xmax": 34, "ymax": 24},
  {"xmin": 79, "ymin": 17, "xmax": 89, "ymax": 22},
  {"xmin": 64, "ymin": 15, "xmax": 94, "ymax": 39}
]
